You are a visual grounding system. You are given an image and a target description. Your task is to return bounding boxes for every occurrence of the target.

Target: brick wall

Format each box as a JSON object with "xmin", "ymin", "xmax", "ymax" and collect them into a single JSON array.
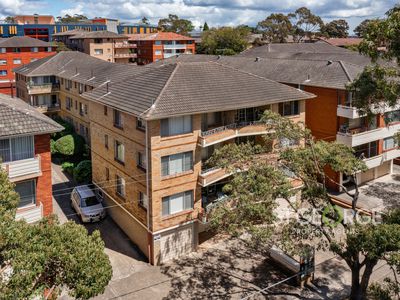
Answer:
[{"xmin": 34, "ymin": 134, "xmax": 53, "ymax": 216}]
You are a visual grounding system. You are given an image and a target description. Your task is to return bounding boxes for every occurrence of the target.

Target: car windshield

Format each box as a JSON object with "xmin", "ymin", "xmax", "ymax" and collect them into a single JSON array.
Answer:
[{"xmin": 81, "ymin": 196, "xmax": 100, "ymax": 207}]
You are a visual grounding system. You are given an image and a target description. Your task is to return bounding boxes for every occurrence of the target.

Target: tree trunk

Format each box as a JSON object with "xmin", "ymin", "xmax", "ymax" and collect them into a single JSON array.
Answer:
[
  {"xmin": 350, "ymin": 266, "xmax": 362, "ymax": 300},
  {"xmin": 359, "ymin": 259, "xmax": 378, "ymax": 300}
]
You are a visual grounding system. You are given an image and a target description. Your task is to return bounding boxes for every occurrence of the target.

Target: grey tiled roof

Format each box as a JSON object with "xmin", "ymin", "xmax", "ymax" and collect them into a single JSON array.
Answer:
[
  {"xmin": 68, "ymin": 30, "xmax": 127, "ymax": 39},
  {"xmin": 82, "ymin": 61, "xmax": 315, "ymax": 120},
  {"xmin": 0, "ymin": 94, "xmax": 63, "ymax": 138},
  {"xmin": 0, "ymin": 36, "xmax": 53, "ymax": 48}
]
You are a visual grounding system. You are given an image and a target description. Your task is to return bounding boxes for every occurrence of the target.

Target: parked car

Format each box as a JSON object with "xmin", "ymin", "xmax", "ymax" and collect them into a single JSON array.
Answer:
[{"xmin": 71, "ymin": 185, "xmax": 106, "ymax": 223}]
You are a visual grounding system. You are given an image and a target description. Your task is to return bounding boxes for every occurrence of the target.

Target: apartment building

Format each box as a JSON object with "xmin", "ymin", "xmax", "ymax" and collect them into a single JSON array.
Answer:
[
  {"xmin": 127, "ymin": 32, "xmax": 195, "ymax": 65},
  {"xmin": 0, "ymin": 93, "xmax": 63, "ymax": 223},
  {"xmin": 0, "ymin": 36, "xmax": 55, "ymax": 96},
  {"xmin": 14, "ymin": 52, "xmax": 314, "ymax": 264},
  {"xmin": 52, "ymin": 30, "xmax": 137, "ymax": 63}
]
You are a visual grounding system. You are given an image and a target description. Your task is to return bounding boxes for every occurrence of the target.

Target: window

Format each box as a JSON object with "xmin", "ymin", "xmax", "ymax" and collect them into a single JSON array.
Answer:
[
  {"xmin": 162, "ymin": 191, "xmax": 193, "ymax": 216},
  {"xmin": 31, "ymin": 47, "xmax": 38, "ymax": 52},
  {"xmin": 155, "ymin": 41, "xmax": 162, "ymax": 45},
  {"xmin": 79, "ymin": 103, "xmax": 84, "ymax": 115},
  {"xmin": 161, "ymin": 151, "xmax": 193, "ymax": 177},
  {"xmin": 279, "ymin": 101, "xmax": 300, "ymax": 116},
  {"xmin": 84, "ymin": 104, "xmax": 88, "ymax": 114},
  {"xmin": 116, "ymin": 175, "xmax": 125, "ymax": 197},
  {"xmin": 15, "ymin": 180, "xmax": 36, "ymax": 208},
  {"xmin": 13, "ymin": 48, "xmax": 21, "ymax": 53},
  {"xmin": 78, "ymin": 83, "xmax": 84, "ymax": 94},
  {"xmin": 104, "ymin": 106, "xmax": 108, "ymax": 116},
  {"xmin": 0, "ymin": 136, "xmax": 34, "ymax": 162},
  {"xmin": 137, "ymin": 118, "xmax": 145, "ymax": 130},
  {"xmin": 13, "ymin": 58, "xmax": 21, "ymax": 65},
  {"xmin": 47, "ymin": 47, "xmax": 52, "ymax": 52},
  {"xmin": 94, "ymin": 49, "xmax": 103, "ymax": 55},
  {"xmin": 79, "ymin": 124, "xmax": 85, "ymax": 136},
  {"xmin": 65, "ymin": 97, "xmax": 72, "ymax": 110},
  {"xmin": 155, "ymin": 50, "xmax": 162, "ymax": 55},
  {"xmin": 161, "ymin": 116, "xmax": 192, "ymax": 137},
  {"xmin": 94, "ymin": 39, "xmax": 103, "ymax": 44},
  {"xmin": 139, "ymin": 192, "xmax": 148, "ymax": 209},
  {"xmin": 137, "ymin": 151, "xmax": 146, "ymax": 169},
  {"xmin": 115, "ymin": 140, "xmax": 125, "ymax": 163},
  {"xmin": 105, "ymin": 167, "xmax": 110, "ymax": 181},
  {"xmin": 0, "ymin": 70, "xmax": 7, "ymax": 76},
  {"xmin": 0, "ymin": 60, "xmax": 6, "ymax": 65},
  {"xmin": 384, "ymin": 137, "xmax": 397, "ymax": 150},
  {"xmin": 75, "ymin": 100, "xmax": 77, "ymax": 110},
  {"xmin": 113, "ymin": 109, "xmax": 123, "ymax": 128},
  {"xmin": 0, "ymin": 48, "xmax": 6, "ymax": 53},
  {"xmin": 104, "ymin": 135, "xmax": 108, "ymax": 149}
]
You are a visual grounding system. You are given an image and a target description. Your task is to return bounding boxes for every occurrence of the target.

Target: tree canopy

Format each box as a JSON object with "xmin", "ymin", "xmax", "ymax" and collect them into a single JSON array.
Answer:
[
  {"xmin": 4, "ymin": 16, "xmax": 15, "ymax": 24},
  {"xmin": 354, "ymin": 19, "xmax": 373, "ymax": 37},
  {"xmin": 0, "ymin": 168, "xmax": 112, "ymax": 299},
  {"xmin": 199, "ymin": 26, "xmax": 250, "ymax": 55},
  {"xmin": 257, "ymin": 13, "xmax": 293, "ymax": 43},
  {"xmin": 56, "ymin": 14, "xmax": 88, "ymax": 23},
  {"xmin": 289, "ymin": 7, "xmax": 324, "ymax": 42},
  {"xmin": 158, "ymin": 14, "xmax": 194, "ymax": 35},
  {"xmin": 321, "ymin": 19, "xmax": 349, "ymax": 38},
  {"xmin": 141, "ymin": 17, "xmax": 150, "ymax": 25},
  {"xmin": 203, "ymin": 22, "xmax": 210, "ymax": 31}
]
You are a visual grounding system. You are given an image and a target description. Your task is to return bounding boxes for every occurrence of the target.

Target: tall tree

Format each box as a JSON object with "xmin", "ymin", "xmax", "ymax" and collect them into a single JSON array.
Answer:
[
  {"xmin": 0, "ymin": 168, "xmax": 112, "ymax": 299},
  {"xmin": 208, "ymin": 111, "xmax": 400, "ymax": 299},
  {"xmin": 289, "ymin": 7, "xmax": 324, "ymax": 42},
  {"xmin": 158, "ymin": 14, "xmax": 194, "ymax": 35},
  {"xmin": 56, "ymin": 14, "xmax": 88, "ymax": 23},
  {"xmin": 354, "ymin": 19, "xmax": 373, "ymax": 37},
  {"xmin": 203, "ymin": 22, "xmax": 210, "ymax": 31},
  {"xmin": 321, "ymin": 19, "xmax": 349, "ymax": 38},
  {"xmin": 257, "ymin": 13, "xmax": 293, "ymax": 43},
  {"xmin": 141, "ymin": 17, "xmax": 150, "ymax": 25},
  {"xmin": 199, "ymin": 26, "xmax": 250, "ymax": 55}
]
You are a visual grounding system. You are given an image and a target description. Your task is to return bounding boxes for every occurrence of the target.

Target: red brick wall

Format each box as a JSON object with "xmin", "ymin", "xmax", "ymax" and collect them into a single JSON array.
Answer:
[
  {"xmin": 0, "ymin": 48, "xmax": 55, "ymax": 95},
  {"xmin": 34, "ymin": 134, "xmax": 53, "ymax": 216}
]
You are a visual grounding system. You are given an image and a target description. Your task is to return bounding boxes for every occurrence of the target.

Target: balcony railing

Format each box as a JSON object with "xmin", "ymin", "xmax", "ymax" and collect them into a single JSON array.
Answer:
[
  {"xmin": 2, "ymin": 155, "xmax": 41, "ymax": 181},
  {"xmin": 35, "ymin": 103, "xmax": 60, "ymax": 114},
  {"xmin": 337, "ymin": 103, "xmax": 400, "ymax": 119},
  {"xmin": 114, "ymin": 43, "xmax": 137, "ymax": 48},
  {"xmin": 114, "ymin": 53, "xmax": 137, "ymax": 58},
  {"xmin": 27, "ymin": 83, "xmax": 59, "ymax": 95},
  {"xmin": 199, "ymin": 120, "xmax": 270, "ymax": 147},
  {"xmin": 15, "ymin": 202, "xmax": 43, "ymax": 224},
  {"xmin": 163, "ymin": 44, "xmax": 187, "ymax": 50},
  {"xmin": 363, "ymin": 148, "xmax": 400, "ymax": 169}
]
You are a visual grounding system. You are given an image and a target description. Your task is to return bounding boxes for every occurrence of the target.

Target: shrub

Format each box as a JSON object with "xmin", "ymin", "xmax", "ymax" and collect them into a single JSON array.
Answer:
[
  {"xmin": 61, "ymin": 162, "xmax": 75, "ymax": 175},
  {"xmin": 54, "ymin": 134, "xmax": 85, "ymax": 156},
  {"xmin": 51, "ymin": 117, "xmax": 74, "ymax": 140},
  {"xmin": 50, "ymin": 139, "xmax": 57, "ymax": 155},
  {"xmin": 73, "ymin": 160, "xmax": 92, "ymax": 183}
]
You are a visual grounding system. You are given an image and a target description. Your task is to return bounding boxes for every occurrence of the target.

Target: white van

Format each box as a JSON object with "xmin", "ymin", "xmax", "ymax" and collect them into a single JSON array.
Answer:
[{"xmin": 71, "ymin": 185, "xmax": 106, "ymax": 223}]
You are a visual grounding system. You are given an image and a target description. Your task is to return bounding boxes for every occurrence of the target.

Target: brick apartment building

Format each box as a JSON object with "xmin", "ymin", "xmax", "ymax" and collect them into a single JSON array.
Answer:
[
  {"xmin": 14, "ymin": 52, "xmax": 313, "ymax": 264},
  {"xmin": 52, "ymin": 30, "xmax": 137, "ymax": 63},
  {"xmin": 0, "ymin": 36, "xmax": 55, "ymax": 95},
  {"xmin": 0, "ymin": 93, "xmax": 63, "ymax": 223},
  {"xmin": 127, "ymin": 32, "xmax": 195, "ymax": 65}
]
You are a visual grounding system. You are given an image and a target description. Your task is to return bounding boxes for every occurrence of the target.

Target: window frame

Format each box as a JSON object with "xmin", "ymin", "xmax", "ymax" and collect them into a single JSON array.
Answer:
[
  {"xmin": 161, "ymin": 151, "xmax": 193, "ymax": 177},
  {"xmin": 162, "ymin": 190, "xmax": 193, "ymax": 217},
  {"xmin": 116, "ymin": 175, "xmax": 125, "ymax": 198},
  {"xmin": 114, "ymin": 140, "xmax": 125, "ymax": 164}
]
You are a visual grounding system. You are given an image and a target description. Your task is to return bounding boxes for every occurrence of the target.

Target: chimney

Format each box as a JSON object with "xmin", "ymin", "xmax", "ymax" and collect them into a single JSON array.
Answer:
[
  {"xmin": 255, "ymin": 57, "xmax": 260, "ymax": 62},
  {"xmin": 327, "ymin": 60, "xmax": 333, "ymax": 65}
]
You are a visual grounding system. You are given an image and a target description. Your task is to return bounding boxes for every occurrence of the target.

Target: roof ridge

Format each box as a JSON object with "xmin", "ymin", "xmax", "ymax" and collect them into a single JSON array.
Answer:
[
  {"xmin": 212, "ymin": 61, "xmax": 315, "ymax": 99},
  {"xmin": 338, "ymin": 60, "xmax": 353, "ymax": 82},
  {"xmin": 142, "ymin": 63, "xmax": 180, "ymax": 118}
]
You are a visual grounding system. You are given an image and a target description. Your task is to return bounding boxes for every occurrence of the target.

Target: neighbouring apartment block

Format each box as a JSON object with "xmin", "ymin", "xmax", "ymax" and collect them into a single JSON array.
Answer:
[
  {"xmin": 0, "ymin": 36, "xmax": 55, "ymax": 96},
  {"xmin": 0, "ymin": 93, "xmax": 63, "ymax": 223},
  {"xmin": 14, "ymin": 51, "xmax": 312, "ymax": 264},
  {"xmin": 127, "ymin": 32, "xmax": 196, "ymax": 65}
]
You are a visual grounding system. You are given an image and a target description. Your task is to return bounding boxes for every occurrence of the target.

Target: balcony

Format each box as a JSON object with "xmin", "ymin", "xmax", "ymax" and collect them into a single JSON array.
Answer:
[
  {"xmin": 363, "ymin": 148, "xmax": 400, "ymax": 169},
  {"xmin": 337, "ymin": 123, "xmax": 400, "ymax": 147},
  {"xmin": 337, "ymin": 103, "xmax": 400, "ymax": 119},
  {"xmin": 163, "ymin": 44, "xmax": 187, "ymax": 50},
  {"xmin": 114, "ymin": 42, "xmax": 137, "ymax": 48},
  {"xmin": 27, "ymin": 83, "xmax": 59, "ymax": 95},
  {"xmin": 15, "ymin": 202, "xmax": 43, "ymax": 224},
  {"xmin": 2, "ymin": 156, "xmax": 41, "ymax": 182},
  {"xmin": 114, "ymin": 53, "xmax": 137, "ymax": 59},
  {"xmin": 35, "ymin": 103, "xmax": 60, "ymax": 114},
  {"xmin": 199, "ymin": 121, "xmax": 270, "ymax": 147}
]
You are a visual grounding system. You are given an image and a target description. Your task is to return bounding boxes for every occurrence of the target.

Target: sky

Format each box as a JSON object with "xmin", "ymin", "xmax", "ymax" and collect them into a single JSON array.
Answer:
[{"xmin": 0, "ymin": 0, "xmax": 398, "ymax": 33}]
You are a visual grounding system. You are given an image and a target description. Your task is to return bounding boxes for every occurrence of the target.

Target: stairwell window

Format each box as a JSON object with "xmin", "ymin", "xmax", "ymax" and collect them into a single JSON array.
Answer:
[
  {"xmin": 161, "ymin": 115, "xmax": 192, "ymax": 137},
  {"xmin": 137, "ymin": 151, "xmax": 146, "ymax": 170},
  {"xmin": 114, "ymin": 109, "xmax": 123, "ymax": 129},
  {"xmin": 161, "ymin": 151, "xmax": 193, "ymax": 177},
  {"xmin": 279, "ymin": 101, "xmax": 300, "ymax": 117},
  {"xmin": 114, "ymin": 140, "xmax": 125, "ymax": 164},
  {"xmin": 139, "ymin": 192, "xmax": 148, "ymax": 209},
  {"xmin": 162, "ymin": 190, "xmax": 193, "ymax": 216},
  {"xmin": 116, "ymin": 175, "xmax": 125, "ymax": 198}
]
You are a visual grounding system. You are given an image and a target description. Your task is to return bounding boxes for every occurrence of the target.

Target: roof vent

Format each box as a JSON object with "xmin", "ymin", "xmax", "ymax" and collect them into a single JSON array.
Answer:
[
  {"xmin": 327, "ymin": 60, "xmax": 333, "ymax": 65},
  {"xmin": 217, "ymin": 55, "xmax": 221, "ymax": 60},
  {"xmin": 305, "ymin": 74, "xmax": 311, "ymax": 82},
  {"xmin": 106, "ymin": 82, "xmax": 109, "ymax": 93},
  {"xmin": 255, "ymin": 57, "xmax": 261, "ymax": 62}
]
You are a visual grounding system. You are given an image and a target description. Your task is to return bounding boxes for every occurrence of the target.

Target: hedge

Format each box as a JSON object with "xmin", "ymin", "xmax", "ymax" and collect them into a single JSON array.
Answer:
[
  {"xmin": 54, "ymin": 134, "xmax": 85, "ymax": 156},
  {"xmin": 73, "ymin": 160, "xmax": 92, "ymax": 183}
]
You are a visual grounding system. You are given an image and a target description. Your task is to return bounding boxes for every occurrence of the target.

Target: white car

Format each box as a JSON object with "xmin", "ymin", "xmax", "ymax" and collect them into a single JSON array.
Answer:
[{"xmin": 71, "ymin": 185, "xmax": 106, "ymax": 223}]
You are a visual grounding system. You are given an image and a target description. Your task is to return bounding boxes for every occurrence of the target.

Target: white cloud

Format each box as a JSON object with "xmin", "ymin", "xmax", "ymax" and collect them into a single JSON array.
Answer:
[{"xmin": 60, "ymin": 4, "xmax": 84, "ymax": 16}]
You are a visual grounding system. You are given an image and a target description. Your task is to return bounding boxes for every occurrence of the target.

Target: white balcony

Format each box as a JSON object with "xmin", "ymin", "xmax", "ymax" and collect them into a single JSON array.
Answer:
[
  {"xmin": 363, "ymin": 149, "xmax": 400, "ymax": 169},
  {"xmin": 337, "ymin": 103, "xmax": 400, "ymax": 119},
  {"xmin": 114, "ymin": 53, "xmax": 137, "ymax": 58},
  {"xmin": 27, "ymin": 83, "xmax": 59, "ymax": 95},
  {"xmin": 15, "ymin": 203, "xmax": 43, "ymax": 224},
  {"xmin": 336, "ymin": 123, "xmax": 400, "ymax": 147},
  {"xmin": 163, "ymin": 44, "xmax": 187, "ymax": 50},
  {"xmin": 114, "ymin": 42, "xmax": 137, "ymax": 48},
  {"xmin": 2, "ymin": 156, "xmax": 41, "ymax": 182}
]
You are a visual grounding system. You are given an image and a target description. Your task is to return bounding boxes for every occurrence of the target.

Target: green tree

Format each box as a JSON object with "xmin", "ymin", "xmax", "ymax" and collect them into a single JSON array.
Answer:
[
  {"xmin": 54, "ymin": 134, "xmax": 85, "ymax": 156},
  {"xmin": 158, "ymin": 14, "xmax": 194, "ymax": 35},
  {"xmin": 73, "ymin": 160, "xmax": 92, "ymax": 183},
  {"xmin": 141, "ymin": 17, "xmax": 150, "ymax": 25},
  {"xmin": 53, "ymin": 41, "xmax": 72, "ymax": 52},
  {"xmin": 354, "ymin": 19, "xmax": 373, "ymax": 37},
  {"xmin": 0, "ymin": 168, "xmax": 112, "ymax": 299},
  {"xmin": 321, "ymin": 19, "xmax": 349, "ymax": 38},
  {"xmin": 4, "ymin": 16, "xmax": 15, "ymax": 24},
  {"xmin": 208, "ymin": 111, "xmax": 400, "ymax": 300},
  {"xmin": 200, "ymin": 26, "xmax": 250, "ymax": 55},
  {"xmin": 289, "ymin": 7, "xmax": 324, "ymax": 42},
  {"xmin": 56, "ymin": 14, "xmax": 88, "ymax": 23},
  {"xmin": 257, "ymin": 13, "xmax": 293, "ymax": 43},
  {"xmin": 203, "ymin": 22, "xmax": 209, "ymax": 31}
]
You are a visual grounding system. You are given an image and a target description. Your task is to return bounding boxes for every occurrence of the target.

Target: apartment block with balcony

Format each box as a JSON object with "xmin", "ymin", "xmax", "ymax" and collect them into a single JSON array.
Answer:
[
  {"xmin": 82, "ymin": 61, "xmax": 314, "ymax": 264},
  {"xmin": 127, "ymin": 32, "xmax": 195, "ymax": 65},
  {"xmin": 0, "ymin": 93, "xmax": 63, "ymax": 223},
  {"xmin": 52, "ymin": 30, "xmax": 137, "ymax": 63},
  {"xmin": 0, "ymin": 36, "xmax": 55, "ymax": 96}
]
